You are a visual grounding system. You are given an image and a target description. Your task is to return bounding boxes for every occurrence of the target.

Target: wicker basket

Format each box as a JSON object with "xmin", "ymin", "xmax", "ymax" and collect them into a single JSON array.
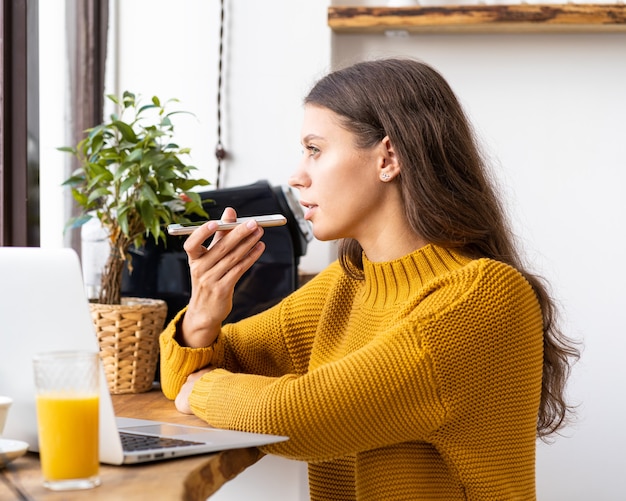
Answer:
[{"xmin": 89, "ymin": 297, "xmax": 168, "ymax": 394}]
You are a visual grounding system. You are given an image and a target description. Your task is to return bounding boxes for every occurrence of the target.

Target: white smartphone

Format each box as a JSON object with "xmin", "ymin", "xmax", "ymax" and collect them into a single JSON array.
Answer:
[{"xmin": 167, "ymin": 214, "xmax": 287, "ymax": 236}]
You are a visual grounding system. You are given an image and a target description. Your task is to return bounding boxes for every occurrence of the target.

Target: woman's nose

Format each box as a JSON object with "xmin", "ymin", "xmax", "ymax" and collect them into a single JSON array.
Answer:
[
  {"xmin": 287, "ymin": 174, "xmax": 301, "ymax": 189},
  {"xmin": 288, "ymin": 162, "xmax": 308, "ymax": 190}
]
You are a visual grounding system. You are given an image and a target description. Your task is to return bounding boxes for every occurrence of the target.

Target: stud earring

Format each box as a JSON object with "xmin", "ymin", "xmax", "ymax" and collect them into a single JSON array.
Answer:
[{"xmin": 380, "ymin": 172, "xmax": 391, "ymax": 181}]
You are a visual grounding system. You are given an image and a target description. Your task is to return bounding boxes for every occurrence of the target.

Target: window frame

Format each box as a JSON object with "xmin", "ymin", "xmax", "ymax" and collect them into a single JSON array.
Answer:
[{"xmin": 0, "ymin": 0, "xmax": 40, "ymax": 247}]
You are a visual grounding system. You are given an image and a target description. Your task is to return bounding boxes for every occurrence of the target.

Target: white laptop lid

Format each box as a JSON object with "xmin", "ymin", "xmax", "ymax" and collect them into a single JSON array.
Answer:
[
  {"xmin": 0, "ymin": 247, "xmax": 107, "ymax": 450},
  {"xmin": 0, "ymin": 247, "xmax": 287, "ymax": 465}
]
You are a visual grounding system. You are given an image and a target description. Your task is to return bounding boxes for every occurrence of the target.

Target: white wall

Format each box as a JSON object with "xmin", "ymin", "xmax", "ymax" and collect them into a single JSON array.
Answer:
[{"xmin": 39, "ymin": 0, "xmax": 626, "ymax": 499}]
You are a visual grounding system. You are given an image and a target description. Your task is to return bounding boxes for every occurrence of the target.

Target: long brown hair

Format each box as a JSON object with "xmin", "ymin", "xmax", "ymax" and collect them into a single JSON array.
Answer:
[{"xmin": 305, "ymin": 57, "xmax": 580, "ymax": 439}]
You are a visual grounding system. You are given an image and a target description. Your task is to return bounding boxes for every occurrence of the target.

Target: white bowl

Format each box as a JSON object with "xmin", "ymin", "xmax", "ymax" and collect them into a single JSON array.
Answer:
[{"xmin": 0, "ymin": 438, "xmax": 29, "ymax": 467}]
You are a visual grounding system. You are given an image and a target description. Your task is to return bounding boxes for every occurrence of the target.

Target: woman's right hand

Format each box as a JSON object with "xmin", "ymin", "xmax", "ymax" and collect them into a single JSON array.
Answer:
[
  {"xmin": 174, "ymin": 367, "xmax": 213, "ymax": 414},
  {"xmin": 178, "ymin": 207, "xmax": 266, "ymax": 348}
]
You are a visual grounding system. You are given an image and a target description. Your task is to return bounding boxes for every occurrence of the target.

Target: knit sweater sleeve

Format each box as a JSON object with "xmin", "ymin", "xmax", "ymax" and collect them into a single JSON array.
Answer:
[
  {"xmin": 189, "ymin": 328, "xmax": 445, "ymax": 463},
  {"xmin": 159, "ymin": 308, "xmax": 223, "ymax": 400}
]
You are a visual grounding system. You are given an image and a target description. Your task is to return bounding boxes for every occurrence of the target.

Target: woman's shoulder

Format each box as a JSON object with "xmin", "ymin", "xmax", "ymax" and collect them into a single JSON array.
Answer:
[
  {"xmin": 469, "ymin": 256, "xmax": 534, "ymax": 292},
  {"xmin": 407, "ymin": 248, "xmax": 537, "ymax": 315},
  {"xmin": 432, "ymin": 252, "xmax": 539, "ymax": 315}
]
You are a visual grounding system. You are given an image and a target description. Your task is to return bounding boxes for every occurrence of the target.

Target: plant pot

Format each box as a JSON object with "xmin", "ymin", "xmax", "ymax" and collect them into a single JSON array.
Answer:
[{"xmin": 89, "ymin": 297, "xmax": 168, "ymax": 394}]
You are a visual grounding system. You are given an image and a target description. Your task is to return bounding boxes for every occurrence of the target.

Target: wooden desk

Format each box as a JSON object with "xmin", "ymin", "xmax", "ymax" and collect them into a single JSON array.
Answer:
[{"xmin": 0, "ymin": 390, "xmax": 264, "ymax": 500}]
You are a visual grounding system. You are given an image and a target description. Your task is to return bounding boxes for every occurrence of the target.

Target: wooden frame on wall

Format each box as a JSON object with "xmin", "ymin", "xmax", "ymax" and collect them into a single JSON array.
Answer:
[{"xmin": 328, "ymin": 4, "xmax": 626, "ymax": 34}]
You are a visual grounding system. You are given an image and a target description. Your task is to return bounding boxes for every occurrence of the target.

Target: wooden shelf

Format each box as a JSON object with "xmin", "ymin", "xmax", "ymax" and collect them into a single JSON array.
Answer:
[{"xmin": 328, "ymin": 4, "xmax": 626, "ymax": 33}]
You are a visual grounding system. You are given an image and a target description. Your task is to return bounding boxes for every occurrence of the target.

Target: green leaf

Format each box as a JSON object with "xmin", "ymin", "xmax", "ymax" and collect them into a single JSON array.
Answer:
[
  {"xmin": 118, "ymin": 208, "xmax": 129, "ymax": 235},
  {"xmin": 70, "ymin": 188, "xmax": 89, "ymax": 206},
  {"xmin": 139, "ymin": 199, "xmax": 155, "ymax": 229},
  {"xmin": 89, "ymin": 134, "xmax": 104, "ymax": 154},
  {"xmin": 139, "ymin": 184, "xmax": 159, "ymax": 205},
  {"xmin": 87, "ymin": 187, "xmax": 110, "ymax": 205},
  {"xmin": 87, "ymin": 172, "xmax": 113, "ymax": 191},
  {"xmin": 119, "ymin": 175, "xmax": 136, "ymax": 194},
  {"xmin": 62, "ymin": 174, "xmax": 86, "ymax": 187},
  {"xmin": 166, "ymin": 110, "xmax": 194, "ymax": 120},
  {"xmin": 122, "ymin": 91, "xmax": 136, "ymax": 107},
  {"xmin": 86, "ymin": 124, "xmax": 106, "ymax": 142},
  {"xmin": 64, "ymin": 214, "xmax": 93, "ymax": 232},
  {"xmin": 112, "ymin": 121, "xmax": 137, "ymax": 143},
  {"xmin": 126, "ymin": 149, "xmax": 143, "ymax": 163},
  {"xmin": 138, "ymin": 104, "xmax": 158, "ymax": 115}
]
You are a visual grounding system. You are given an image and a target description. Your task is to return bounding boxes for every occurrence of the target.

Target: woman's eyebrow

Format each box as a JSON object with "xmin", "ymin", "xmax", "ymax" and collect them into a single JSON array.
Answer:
[{"xmin": 302, "ymin": 134, "xmax": 324, "ymax": 143}]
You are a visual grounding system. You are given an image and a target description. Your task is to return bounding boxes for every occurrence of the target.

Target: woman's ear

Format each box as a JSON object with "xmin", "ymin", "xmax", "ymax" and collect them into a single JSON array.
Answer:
[{"xmin": 378, "ymin": 136, "xmax": 401, "ymax": 182}]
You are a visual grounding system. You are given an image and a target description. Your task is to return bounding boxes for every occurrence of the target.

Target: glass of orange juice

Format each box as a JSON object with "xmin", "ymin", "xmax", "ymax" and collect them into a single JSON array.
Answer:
[{"xmin": 33, "ymin": 351, "xmax": 100, "ymax": 491}]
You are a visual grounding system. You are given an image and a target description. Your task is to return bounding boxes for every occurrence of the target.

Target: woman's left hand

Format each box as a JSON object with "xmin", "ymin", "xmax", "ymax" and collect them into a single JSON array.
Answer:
[{"xmin": 175, "ymin": 367, "xmax": 214, "ymax": 414}]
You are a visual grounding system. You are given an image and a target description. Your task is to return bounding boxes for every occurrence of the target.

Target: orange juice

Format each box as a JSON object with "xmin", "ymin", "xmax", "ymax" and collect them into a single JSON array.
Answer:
[{"xmin": 36, "ymin": 393, "xmax": 99, "ymax": 481}]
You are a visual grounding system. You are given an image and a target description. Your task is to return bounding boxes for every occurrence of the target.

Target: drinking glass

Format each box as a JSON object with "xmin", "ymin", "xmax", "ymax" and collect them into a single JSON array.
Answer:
[{"xmin": 33, "ymin": 351, "xmax": 101, "ymax": 490}]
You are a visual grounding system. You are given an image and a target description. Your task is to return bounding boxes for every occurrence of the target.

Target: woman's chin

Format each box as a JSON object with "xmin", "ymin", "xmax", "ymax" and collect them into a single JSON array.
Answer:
[
  {"xmin": 311, "ymin": 226, "xmax": 330, "ymax": 242},
  {"xmin": 312, "ymin": 228, "xmax": 343, "ymax": 243}
]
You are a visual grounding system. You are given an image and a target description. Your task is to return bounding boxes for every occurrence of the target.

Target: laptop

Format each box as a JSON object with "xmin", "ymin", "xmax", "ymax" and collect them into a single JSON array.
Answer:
[{"xmin": 0, "ymin": 246, "xmax": 287, "ymax": 465}]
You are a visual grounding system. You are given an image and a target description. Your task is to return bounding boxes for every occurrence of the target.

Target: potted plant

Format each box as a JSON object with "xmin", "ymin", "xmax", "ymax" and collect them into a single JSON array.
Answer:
[{"xmin": 60, "ymin": 91, "xmax": 210, "ymax": 393}]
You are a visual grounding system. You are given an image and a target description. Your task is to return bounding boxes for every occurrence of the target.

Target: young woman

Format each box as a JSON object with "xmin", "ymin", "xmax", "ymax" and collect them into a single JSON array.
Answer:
[{"xmin": 160, "ymin": 58, "xmax": 579, "ymax": 500}]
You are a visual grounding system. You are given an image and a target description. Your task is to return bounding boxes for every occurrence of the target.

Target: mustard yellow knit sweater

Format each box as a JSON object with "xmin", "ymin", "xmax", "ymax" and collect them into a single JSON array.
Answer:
[{"xmin": 160, "ymin": 244, "xmax": 544, "ymax": 500}]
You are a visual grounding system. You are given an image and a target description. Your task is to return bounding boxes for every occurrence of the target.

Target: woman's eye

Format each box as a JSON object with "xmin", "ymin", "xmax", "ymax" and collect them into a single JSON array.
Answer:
[{"xmin": 306, "ymin": 145, "xmax": 320, "ymax": 156}]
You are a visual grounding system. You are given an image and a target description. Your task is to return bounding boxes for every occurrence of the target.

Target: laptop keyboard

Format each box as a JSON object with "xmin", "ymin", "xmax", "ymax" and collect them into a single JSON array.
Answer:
[{"xmin": 120, "ymin": 431, "xmax": 204, "ymax": 452}]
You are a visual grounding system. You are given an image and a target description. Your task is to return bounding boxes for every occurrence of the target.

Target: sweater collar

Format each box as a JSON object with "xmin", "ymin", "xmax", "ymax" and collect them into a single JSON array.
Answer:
[{"xmin": 360, "ymin": 244, "xmax": 472, "ymax": 308}]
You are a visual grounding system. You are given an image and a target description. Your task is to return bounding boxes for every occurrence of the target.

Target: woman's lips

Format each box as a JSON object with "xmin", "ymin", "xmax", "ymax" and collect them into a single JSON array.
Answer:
[{"xmin": 300, "ymin": 202, "xmax": 317, "ymax": 221}]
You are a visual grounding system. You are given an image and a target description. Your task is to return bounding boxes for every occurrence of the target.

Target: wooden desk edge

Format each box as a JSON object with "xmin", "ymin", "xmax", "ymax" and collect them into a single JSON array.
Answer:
[
  {"xmin": 0, "ymin": 389, "xmax": 264, "ymax": 500},
  {"xmin": 115, "ymin": 389, "xmax": 266, "ymax": 500}
]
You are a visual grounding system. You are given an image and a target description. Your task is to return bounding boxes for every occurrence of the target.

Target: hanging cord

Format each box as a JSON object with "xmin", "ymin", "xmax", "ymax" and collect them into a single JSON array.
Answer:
[{"xmin": 214, "ymin": 0, "xmax": 227, "ymax": 189}]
